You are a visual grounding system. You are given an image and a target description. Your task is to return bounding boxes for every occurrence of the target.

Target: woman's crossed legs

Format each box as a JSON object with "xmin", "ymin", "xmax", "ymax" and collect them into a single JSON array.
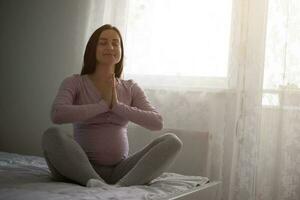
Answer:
[{"xmin": 42, "ymin": 127, "xmax": 182, "ymax": 187}]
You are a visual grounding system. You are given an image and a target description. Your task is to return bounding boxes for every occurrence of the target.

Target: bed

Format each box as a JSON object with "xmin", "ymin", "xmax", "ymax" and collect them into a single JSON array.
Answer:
[
  {"xmin": 0, "ymin": 151, "xmax": 221, "ymax": 200},
  {"xmin": 0, "ymin": 127, "xmax": 221, "ymax": 199}
]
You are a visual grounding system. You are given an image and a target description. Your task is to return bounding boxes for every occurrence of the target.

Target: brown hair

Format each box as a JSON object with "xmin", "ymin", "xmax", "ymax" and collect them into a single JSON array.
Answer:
[{"xmin": 80, "ymin": 24, "xmax": 124, "ymax": 78}]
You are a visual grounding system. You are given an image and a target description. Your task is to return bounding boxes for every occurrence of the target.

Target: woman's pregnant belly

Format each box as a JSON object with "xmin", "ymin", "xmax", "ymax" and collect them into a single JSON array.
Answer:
[{"xmin": 73, "ymin": 124, "xmax": 129, "ymax": 166}]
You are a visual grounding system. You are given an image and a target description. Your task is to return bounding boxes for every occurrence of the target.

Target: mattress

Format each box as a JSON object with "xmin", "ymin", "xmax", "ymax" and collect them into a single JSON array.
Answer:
[{"xmin": 0, "ymin": 151, "xmax": 210, "ymax": 200}]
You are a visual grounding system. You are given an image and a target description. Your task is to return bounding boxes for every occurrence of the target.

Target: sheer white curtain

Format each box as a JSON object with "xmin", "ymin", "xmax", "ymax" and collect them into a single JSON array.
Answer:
[
  {"xmin": 229, "ymin": 0, "xmax": 300, "ymax": 200},
  {"xmin": 99, "ymin": 0, "xmax": 300, "ymax": 199},
  {"xmin": 257, "ymin": 0, "xmax": 300, "ymax": 199}
]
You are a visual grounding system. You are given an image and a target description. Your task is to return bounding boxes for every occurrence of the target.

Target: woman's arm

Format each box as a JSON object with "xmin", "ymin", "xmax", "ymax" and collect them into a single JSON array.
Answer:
[
  {"xmin": 111, "ymin": 80, "xmax": 163, "ymax": 131},
  {"xmin": 51, "ymin": 75, "xmax": 109, "ymax": 124}
]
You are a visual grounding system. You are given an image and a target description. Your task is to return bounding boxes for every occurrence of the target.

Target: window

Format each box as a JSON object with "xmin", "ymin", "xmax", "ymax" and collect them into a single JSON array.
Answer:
[
  {"xmin": 263, "ymin": 0, "xmax": 300, "ymax": 107},
  {"xmin": 121, "ymin": 0, "xmax": 233, "ymax": 90}
]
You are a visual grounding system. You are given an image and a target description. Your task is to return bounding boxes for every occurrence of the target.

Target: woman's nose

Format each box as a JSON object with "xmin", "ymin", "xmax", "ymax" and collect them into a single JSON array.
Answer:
[{"xmin": 106, "ymin": 42, "xmax": 114, "ymax": 49}]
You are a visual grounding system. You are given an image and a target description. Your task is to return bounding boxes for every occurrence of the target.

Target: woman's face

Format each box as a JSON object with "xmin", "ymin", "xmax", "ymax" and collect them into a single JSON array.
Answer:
[{"xmin": 96, "ymin": 29, "xmax": 122, "ymax": 66}]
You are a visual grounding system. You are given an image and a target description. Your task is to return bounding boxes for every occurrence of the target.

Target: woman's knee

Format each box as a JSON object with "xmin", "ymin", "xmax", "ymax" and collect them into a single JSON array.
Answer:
[
  {"xmin": 160, "ymin": 133, "xmax": 183, "ymax": 151},
  {"xmin": 42, "ymin": 126, "xmax": 67, "ymax": 150}
]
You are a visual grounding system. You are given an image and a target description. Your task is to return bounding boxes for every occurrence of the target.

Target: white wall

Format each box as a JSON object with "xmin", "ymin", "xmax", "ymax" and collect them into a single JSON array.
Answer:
[{"xmin": 0, "ymin": 0, "xmax": 104, "ymax": 156}]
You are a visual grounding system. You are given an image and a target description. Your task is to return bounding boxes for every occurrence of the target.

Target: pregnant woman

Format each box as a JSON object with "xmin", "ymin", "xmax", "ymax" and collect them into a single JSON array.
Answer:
[{"xmin": 42, "ymin": 24, "xmax": 182, "ymax": 188}]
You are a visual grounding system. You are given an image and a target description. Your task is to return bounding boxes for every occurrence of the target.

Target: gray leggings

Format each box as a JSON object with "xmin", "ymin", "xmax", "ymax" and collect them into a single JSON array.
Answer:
[{"xmin": 41, "ymin": 127, "xmax": 182, "ymax": 187}]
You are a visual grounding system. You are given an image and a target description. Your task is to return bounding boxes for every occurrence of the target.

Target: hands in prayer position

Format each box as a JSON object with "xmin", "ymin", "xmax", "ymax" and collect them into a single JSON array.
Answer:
[{"xmin": 100, "ymin": 73, "xmax": 118, "ymax": 109}]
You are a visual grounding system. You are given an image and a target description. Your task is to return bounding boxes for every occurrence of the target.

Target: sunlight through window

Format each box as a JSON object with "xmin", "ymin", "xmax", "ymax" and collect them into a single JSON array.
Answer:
[{"xmin": 123, "ymin": 0, "xmax": 233, "ymax": 89}]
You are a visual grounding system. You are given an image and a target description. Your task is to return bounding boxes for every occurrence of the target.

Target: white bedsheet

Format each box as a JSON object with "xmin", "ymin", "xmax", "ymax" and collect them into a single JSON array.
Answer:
[{"xmin": 0, "ymin": 151, "xmax": 209, "ymax": 200}]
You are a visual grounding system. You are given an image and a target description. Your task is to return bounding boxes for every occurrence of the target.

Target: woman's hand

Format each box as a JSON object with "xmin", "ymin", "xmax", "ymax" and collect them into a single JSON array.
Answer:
[
  {"xmin": 100, "ymin": 82, "xmax": 113, "ymax": 108},
  {"xmin": 94, "ymin": 73, "xmax": 118, "ymax": 109},
  {"xmin": 110, "ymin": 73, "xmax": 119, "ymax": 109}
]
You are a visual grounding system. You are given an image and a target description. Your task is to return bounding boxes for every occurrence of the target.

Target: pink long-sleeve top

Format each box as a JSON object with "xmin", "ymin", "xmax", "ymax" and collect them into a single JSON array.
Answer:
[{"xmin": 51, "ymin": 74, "xmax": 163, "ymax": 166}]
